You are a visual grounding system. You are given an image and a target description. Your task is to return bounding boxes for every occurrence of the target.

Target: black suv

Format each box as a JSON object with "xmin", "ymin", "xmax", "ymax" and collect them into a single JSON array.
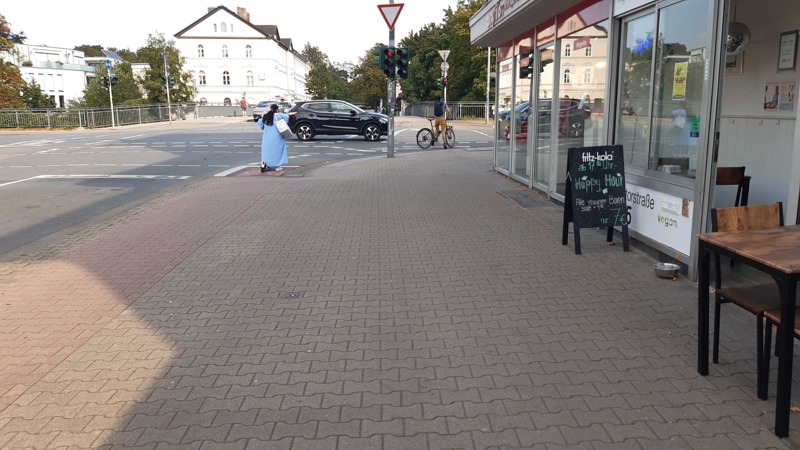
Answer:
[{"xmin": 287, "ymin": 100, "xmax": 388, "ymax": 141}]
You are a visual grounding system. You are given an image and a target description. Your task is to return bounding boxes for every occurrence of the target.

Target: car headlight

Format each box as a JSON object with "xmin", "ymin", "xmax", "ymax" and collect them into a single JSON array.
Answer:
[{"xmin": 379, "ymin": 118, "xmax": 388, "ymax": 124}]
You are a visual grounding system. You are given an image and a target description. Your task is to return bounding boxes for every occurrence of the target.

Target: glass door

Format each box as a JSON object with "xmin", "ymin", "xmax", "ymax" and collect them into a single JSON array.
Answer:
[
  {"xmin": 533, "ymin": 45, "xmax": 555, "ymax": 190},
  {"xmin": 617, "ymin": 12, "xmax": 656, "ymax": 171}
]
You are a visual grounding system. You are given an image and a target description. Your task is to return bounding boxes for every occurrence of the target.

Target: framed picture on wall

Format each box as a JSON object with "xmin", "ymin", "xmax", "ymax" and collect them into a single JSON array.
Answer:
[
  {"xmin": 778, "ymin": 30, "xmax": 798, "ymax": 71},
  {"xmin": 725, "ymin": 52, "xmax": 743, "ymax": 75}
]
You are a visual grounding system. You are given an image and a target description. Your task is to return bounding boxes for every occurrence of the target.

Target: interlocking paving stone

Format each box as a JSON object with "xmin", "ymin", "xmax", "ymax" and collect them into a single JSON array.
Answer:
[{"xmin": 3, "ymin": 131, "xmax": 800, "ymax": 449}]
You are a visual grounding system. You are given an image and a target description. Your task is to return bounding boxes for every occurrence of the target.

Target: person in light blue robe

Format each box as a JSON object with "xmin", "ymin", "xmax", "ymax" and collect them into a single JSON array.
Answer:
[{"xmin": 257, "ymin": 104, "xmax": 289, "ymax": 172}]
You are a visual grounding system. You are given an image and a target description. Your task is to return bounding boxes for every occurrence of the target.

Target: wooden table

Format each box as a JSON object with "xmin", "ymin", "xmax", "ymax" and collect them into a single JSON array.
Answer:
[{"xmin": 698, "ymin": 225, "xmax": 800, "ymax": 437}]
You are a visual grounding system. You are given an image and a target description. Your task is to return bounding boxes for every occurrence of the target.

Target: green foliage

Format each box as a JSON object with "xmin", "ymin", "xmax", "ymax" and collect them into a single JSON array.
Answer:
[
  {"xmin": 302, "ymin": 43, "xmax": 351, "ymax": 100},
  {"xmin": 350, "ymin": 44, "xmax": 392, "ymax": 107},
  {"xmin": 135, "ymin": 33, "xmax": 195, "ymax": 103},
  {"xmin": 20, "ymin": 79, "xmax": 56, "ymax": 108}
]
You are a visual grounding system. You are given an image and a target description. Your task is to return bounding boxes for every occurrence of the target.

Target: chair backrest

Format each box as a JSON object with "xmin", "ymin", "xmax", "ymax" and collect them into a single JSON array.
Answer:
[
  {"xmin": 711, "ymin": 202, "xmax": 784, "ymax": 233},
  {"xmin": 716, "ymin": 166, "xmax": 746, "ymax": 186}
]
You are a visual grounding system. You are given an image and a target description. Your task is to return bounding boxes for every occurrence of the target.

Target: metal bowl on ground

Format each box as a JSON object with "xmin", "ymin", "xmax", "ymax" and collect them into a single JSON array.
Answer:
[{"xmin": 654, "ymin": 262, "xmax": 680, "ymax": 280}]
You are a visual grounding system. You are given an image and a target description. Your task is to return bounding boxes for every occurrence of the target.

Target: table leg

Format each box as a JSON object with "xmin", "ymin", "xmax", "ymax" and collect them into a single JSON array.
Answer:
[
  {"xmin": 774, "ymin": 276, "xmax": 796, "ymax": 437},
  {"xmin": 698, "ymin": 244, "xmax": 710, "ymax": 375}
]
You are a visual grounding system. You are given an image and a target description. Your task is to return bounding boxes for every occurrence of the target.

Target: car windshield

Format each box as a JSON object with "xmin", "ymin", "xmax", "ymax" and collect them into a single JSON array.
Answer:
[{"xmin": 256, "ymin": 101, "xmax": 270, "ymax": 107}]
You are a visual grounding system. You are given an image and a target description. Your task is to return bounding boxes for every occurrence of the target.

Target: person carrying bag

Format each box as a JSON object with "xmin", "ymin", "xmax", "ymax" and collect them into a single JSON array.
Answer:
[{"xmin": 257, "ymin": 104, "xmax": 290, "ymax": 172}]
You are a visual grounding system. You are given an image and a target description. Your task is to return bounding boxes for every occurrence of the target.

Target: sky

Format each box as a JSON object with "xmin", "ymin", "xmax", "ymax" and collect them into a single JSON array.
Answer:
[{"xmin": 2, "ymin": 1, "xmax": 460, "ymax": 64}]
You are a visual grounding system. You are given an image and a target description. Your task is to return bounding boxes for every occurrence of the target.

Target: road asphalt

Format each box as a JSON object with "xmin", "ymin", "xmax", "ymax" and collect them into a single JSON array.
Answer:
[{"xmin": 1, "ymin": 115, "xmax": 799, "ymax": 449}]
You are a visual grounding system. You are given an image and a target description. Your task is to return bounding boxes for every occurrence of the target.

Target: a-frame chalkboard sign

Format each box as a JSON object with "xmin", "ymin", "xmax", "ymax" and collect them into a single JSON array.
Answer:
[{"xmin": 562, "ymin": 145, "xmax": 630, "ymax": 255}]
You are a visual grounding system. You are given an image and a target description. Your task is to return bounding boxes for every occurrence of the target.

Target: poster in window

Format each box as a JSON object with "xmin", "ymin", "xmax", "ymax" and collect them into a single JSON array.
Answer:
[
  {"xmin": 764, "ymin": 82, "xmax": 780, "ymax": 110},
  {"xmin": 672, "ymin": 62, "xmax": 688, "ymax": 101},
  {"xmin": 779, "ymin": 81, "xmax": 796, "ymax": 111}
]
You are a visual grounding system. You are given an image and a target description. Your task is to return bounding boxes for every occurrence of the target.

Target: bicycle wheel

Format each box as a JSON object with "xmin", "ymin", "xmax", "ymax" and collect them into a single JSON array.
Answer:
[
  {"xmin": 416, "ymin": 128, "xmax": 434, "ymax": 149},
  {"xmin": 445, "ymin": 128, "xmax": 456, "ymax": 148}
]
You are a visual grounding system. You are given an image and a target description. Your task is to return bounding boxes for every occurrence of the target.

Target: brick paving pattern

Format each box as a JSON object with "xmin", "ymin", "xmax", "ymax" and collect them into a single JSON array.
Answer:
[{"xmin": 1, "ymin": 139, "xmax": 799, "ymax": 449}]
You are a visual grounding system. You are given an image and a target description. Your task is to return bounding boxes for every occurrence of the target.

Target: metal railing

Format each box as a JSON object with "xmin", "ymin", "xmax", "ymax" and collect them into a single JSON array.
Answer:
[
  {"xmin": 0, "ymin": 103, "xmax": 199, "ymax": 129},
  {"xmin": 404, "ymin": 101, "xmax": 491, "ymax": 120}
]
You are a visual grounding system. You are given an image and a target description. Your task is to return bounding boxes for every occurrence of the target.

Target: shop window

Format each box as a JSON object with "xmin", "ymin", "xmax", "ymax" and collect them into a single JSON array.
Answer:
[
  {"xmin": 222, "ymin": 45, "xmax": 228, "ymax": 58},
  {"xmin": 246, "ymin": 45, "xmax": 252, "ymax": 58},
  {"xmin": 198, "ymin": 71, "xmax": 206, "ymax": 85},
  {"xmin": 565, "ymin": 44, "xmax": 571, "ymax": 57},
  {"xmin": 616, "ymin": 0, "xmax": 710, "ymax": 180},
  {"xmin": 222, "ymin": 71, "xmax": 230, "ymax": 85},
  {"xmin": 563, "ymin": 69, "xmax": 571, "ymax": 84},
  {"xmin": 197, "ymin": 45, "xmax": 204, "ymax": 58}
]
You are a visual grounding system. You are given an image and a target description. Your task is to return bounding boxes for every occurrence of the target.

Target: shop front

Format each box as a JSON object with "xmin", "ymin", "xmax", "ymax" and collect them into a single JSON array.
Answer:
[{"xmin": 471, "ymin": 0, "xmax": 800, "ymax": 275}]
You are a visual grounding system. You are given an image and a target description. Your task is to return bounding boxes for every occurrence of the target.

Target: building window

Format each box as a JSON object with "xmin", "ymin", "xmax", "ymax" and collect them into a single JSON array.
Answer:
[
  {"xmin": 584, "ymin": 68, "xmax": 592, "ymax": 83},
  {"xmin": 197, "ymin": 45, "xmax": 204, "ymax": 58},
  {"xmin": 563, "ymin": 69, "xmax": 571, "ymax": 84},
  {"xmin": 246, "ymin": 71, "xmax": 254, "ymax": 86},
  {"xmin": 223, "ymin": 71, "xmax": 230, "ymax": 85},
  {"xmin": 246, "ymin": 45, "xmax": 252, "ymax": 58},
  {"xmin": 565, "ymin": 44, "xmax": 571, "ymax": 57},
  {"xmin": 222, "ymin": 45, "xmax": 228, "ymax": 58},
  {"xmin": 585, "ymin": 46, "xmax": 592, "ymax": 57},
  {"xmin": 221, "ymin": 22, "xmax": 227, "ymax": 32},
  {"xmin": 213, "ymin": 24, "xmax": 217, "ymax": 32},
  {"xmin": 198, "ymin": 71, "xmax": 206, "ymax": 85}
]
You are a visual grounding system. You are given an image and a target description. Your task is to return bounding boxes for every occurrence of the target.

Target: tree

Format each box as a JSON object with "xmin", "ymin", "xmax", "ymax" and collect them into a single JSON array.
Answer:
[
  {"xmin": 0, "ymin": 15, "xmax": 25, "ymax": 108},
  {"xmin": 20, "ymin": 79, "xmax": 55, "ymax": 108},
  {"xmin": 302, "ymin": 44, "xmax": 349, "ymax": 100},
  {"xmin": 440, "ymin": 0, "xmax": 491, "ymax": 101},
  {"xmin": 135, "ymin": 33, "xmax": 195, "ymax": 104},
  {"xmin": 349, "ymin": 44, "xmax": 391, "ymax": 108}
]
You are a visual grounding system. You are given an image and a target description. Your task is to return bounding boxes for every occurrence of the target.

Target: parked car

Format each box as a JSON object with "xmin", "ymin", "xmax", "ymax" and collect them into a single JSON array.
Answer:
[
  {"xmin": 253, "ymin": 101, "xmax": 294, "ymax": 121},
  {"xmin": 504, "ymin": 98, "xmax": 592, "ymax": 142},
  {"xmin": 253, "ymin": 101, "xmax": 271, "ymax": 122},
  {"xmin": 287, "ymin": 100, "xmax": 389, "ymax": 141}
]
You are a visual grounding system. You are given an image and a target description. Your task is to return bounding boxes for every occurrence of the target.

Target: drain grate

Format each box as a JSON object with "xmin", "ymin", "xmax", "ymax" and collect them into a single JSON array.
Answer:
[{"xmin": 283, "ymin": 292, "xmax": 302, "ymax": 299}]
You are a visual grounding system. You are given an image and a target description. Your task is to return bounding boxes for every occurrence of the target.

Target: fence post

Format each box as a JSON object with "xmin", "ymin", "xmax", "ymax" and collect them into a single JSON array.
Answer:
[
  {"xmin": 138, "ymin": 106, "xmax": 142, "ymax": 124},
  {"xmin": 15, "ymin": 111, "xmax": 19, "ymax": 128}
]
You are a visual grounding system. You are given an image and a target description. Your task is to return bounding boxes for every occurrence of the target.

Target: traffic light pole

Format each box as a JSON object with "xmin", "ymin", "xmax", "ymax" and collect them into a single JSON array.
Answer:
[
  {"xmin": 107, "ymin": 66, "xmax": 115, "ymax": 128},
  {"xmin": 387, "ymin": 4, "xmax": 395, "ymax": 159},
  {"xmin": 163, "ymin": 52, "xmax": 173, "ymax": 124}
]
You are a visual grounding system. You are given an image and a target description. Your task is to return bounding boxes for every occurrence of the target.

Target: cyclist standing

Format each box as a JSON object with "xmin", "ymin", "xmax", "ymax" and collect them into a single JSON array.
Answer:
[{"xmin": 432, "ymin": 95, "xmax": 450, "ymax": 148}]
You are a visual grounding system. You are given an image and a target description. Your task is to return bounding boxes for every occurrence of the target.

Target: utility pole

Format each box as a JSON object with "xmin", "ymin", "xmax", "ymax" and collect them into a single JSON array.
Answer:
[{"xmin": 163, "ymin": 51, "xmax": 173, "ymax": 124}]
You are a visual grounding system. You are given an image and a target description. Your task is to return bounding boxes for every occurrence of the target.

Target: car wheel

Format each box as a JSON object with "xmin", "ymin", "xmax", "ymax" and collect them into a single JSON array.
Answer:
[
  {"xmin": 569, "ymin": 120, "xmax": 585, "ymax": 138},
  {"xmin": 363, "ymin": 124, "xmax": 382, "ymax": 141},
  {"xmin": 296, "ymin": 123, "xmax": 315, "ymax": 141}
]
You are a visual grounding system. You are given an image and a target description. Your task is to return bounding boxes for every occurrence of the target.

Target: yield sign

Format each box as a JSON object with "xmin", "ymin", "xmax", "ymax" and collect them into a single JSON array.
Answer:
[{"xmin": 377, "ymin": 3, "xmax": 404, "ymax": 31}]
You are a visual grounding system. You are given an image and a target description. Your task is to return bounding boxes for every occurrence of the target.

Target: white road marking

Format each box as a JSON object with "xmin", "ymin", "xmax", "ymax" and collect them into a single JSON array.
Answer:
[
  {"xmin": 0, "ymin": 174, "xmax": 191, "ymax": 188},
  {"xmin": 36, "ymin": 148, "xmax": 60, "ymax": 154}
]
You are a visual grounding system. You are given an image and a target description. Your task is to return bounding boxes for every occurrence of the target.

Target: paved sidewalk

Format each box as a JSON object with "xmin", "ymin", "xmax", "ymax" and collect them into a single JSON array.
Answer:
[{"xmin": 1, "ymin": 147, "xmax": 799, "ymax": 449}]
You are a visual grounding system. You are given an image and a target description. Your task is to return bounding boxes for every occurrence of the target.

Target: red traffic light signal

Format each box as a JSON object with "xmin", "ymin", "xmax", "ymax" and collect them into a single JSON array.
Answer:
[{"xmin": 382, "ymin": 47, "xmax": 396, "ymax": 79}]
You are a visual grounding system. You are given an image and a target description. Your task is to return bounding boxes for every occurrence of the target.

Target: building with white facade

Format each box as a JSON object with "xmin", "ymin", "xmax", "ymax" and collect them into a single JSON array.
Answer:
[
  {"xmin": 8, "ymin": 44, "xmax": 96, "ymax": 108},
  {"xmin": 174, "ymin": 6, "xmax": 307, "ymax": 106}
]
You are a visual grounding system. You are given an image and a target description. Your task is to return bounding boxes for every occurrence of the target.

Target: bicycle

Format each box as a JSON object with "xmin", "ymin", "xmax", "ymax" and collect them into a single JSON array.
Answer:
[{"xmin": 416, "ymin": 118, "xmax": 455, "ymax": 149}]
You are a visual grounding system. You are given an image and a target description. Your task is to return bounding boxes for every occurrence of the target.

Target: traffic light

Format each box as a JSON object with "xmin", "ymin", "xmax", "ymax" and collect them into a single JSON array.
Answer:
[
  {"xmin": 102, "ymin": 76, "xmax": 109, "ymax": 87},
  {"xmin": 519, "ymin": 50, "xmax": 533, "ymax": 79},
  {"xmin": 110, "ymin": 76, "xmax": 119, "ymax": 86},
  {"xmin": 372, "ymin": 47, "xmax": 384, "ymax": 70},
  {"xmin": 437, "ymin": 77, "xmax": 443, "ymax": 88},
  {"xmin": 442, "ymin": 77, "xmax": 447, "ymax": 88},
  {"xmin": 382, "ymin": 47, "xmax": 396, "ymax": 79},
  {"xmin": 395, "ymin": 48, "xmax": 409, "ymax": 79},
  {"xmin": 168, "ymin": 76, "xmax": 175, "ymax": 88}
]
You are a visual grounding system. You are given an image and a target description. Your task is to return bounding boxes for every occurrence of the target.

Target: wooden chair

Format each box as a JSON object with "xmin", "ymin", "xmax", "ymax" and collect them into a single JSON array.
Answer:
[
  {"xmin": 716, "ymin": 166, "xmax": 749, "ymax": 207},
  {"xmin": 711, "ymin": 202, "xmax": 784, "ymax": 400}
]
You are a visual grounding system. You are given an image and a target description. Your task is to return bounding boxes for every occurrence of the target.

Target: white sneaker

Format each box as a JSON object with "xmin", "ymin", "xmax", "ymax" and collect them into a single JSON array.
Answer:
[{"xmin": 275, "ymin": 167, "xmax": 283, "ymax": 171}]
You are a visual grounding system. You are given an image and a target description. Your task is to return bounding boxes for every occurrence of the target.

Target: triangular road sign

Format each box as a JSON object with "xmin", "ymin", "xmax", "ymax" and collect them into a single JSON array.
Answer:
[{"xmin": 377, "ymin": 3, "xmax": 404, "ymax": 31}]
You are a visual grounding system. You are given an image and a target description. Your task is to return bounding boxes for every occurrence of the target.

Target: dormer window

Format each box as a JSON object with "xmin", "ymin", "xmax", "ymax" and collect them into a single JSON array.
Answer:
[{"xmin": 221, "ymin": 22, "xmax": 227, "ymax": 32}]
